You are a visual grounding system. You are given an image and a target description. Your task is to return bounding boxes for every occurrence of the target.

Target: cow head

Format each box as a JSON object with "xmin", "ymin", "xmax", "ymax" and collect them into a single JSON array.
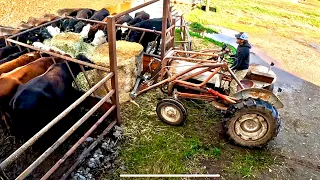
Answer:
[
  {"xmin": 75, "ymin": 54, "xmax": 94, "ymax": 71},
  {"xmin": 128, "ymin": 30, "xmax": 139, "ymax": 42}
]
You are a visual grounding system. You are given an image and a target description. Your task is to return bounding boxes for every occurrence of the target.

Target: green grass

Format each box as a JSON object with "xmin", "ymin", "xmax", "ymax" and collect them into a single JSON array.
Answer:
[
  {"xmin": 175, "ymin": 28, "xmax": 236, "ymax": 54},
  {"xmin": 108, "ymin": 89, "xmax": 279, "ymax": 179},
  {"xmin": 185, "ymin": 0, "xmax": 320, "ymax": 43},
  {"xmin": 116, "ymin": 90, "xmax": 222, "ymax": 175},
  {"xmin": 189, "ymin": 22, "xmax": 219, "ymax": 34}
]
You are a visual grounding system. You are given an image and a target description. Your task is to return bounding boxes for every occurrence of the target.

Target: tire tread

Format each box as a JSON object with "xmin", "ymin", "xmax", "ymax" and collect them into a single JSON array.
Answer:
[{"xmin": 224, "ymin": 98, "xmax": 281, "ymax": 148}]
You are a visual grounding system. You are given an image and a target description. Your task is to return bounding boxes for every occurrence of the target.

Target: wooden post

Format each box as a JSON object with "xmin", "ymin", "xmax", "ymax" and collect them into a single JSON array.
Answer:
[
  {"xmin": 161, "ymin": 0, "xmax": 170, "ymax": 59},
  {"xmin": 107, "ymin": 16, "xmax": 121, "ymax": 124}
]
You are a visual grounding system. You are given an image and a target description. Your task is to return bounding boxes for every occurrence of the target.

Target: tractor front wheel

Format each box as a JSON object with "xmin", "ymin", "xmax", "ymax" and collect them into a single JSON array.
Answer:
[
  {"xmin": 225, "ymin": 98, "xmax": 281, "ymax": 148},
  {"xmin": 156, "ymin": 99, "xmax": 187, "ymax": 126}
]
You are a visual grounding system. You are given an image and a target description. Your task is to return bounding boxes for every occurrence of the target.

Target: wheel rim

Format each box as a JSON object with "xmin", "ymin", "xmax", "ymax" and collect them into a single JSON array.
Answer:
[
  {"xmin": 160, "ymin": 105, "xmax": 181, "ymax": 123},
  {"xmin": 234, "ymin": 114, "xmax": 268, "ymax": 141}
]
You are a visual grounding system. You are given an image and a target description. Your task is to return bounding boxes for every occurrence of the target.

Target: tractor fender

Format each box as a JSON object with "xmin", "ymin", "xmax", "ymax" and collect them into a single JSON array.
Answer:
[{"xmin": 233, "ymin": 88, "xmax": 284, "ymax": 109}]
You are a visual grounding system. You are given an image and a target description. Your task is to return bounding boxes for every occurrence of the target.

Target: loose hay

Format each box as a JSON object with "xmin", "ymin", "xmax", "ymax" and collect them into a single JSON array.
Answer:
[
  {"xmin": 74, "ymin": 41, "xmax": 144, "ymax": 104},
  {"xmin": 44, "ymin": 32, "xmax": 93, "ymax": 57}
]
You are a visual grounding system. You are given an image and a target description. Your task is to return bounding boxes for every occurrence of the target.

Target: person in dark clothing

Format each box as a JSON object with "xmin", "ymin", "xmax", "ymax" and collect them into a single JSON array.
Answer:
[{"xmin": 229, "ymin": 32, "xmax": 252, "ymax": 95}]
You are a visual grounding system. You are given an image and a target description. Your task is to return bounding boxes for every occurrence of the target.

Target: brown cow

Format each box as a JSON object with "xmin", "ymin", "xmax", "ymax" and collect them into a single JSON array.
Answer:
[
  {"xmin": 27, "ymin": 17, "xmax": 50, "ymax": 27},
  {"xmin": 0, "ymin": 57, "xmax": 56, "ymax": 101},
  {"xmin": 42, "ymin": 14, "xmax": 58, "ymax": 21},
  {"xmin": 0, "ymin": 52, "xmax": 41, "ymax": 75},
  {"xmin": 57, "ymin": 8, "xmax": 81, "ymax": 16},
  {"xmin": 0, "ymin": 25, "xmax": 21, "ymax": 36},
  {"xmin": 16, "ymin": 21, "xmax": 34, "ymax": 29}
]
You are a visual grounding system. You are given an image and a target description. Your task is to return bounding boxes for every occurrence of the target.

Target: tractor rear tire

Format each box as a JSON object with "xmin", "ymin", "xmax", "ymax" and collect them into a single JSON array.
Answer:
[
  {"xmin": 224, "ymin": 98, "xmax": 281, "ymax": 148},
  {"xmin": 156, "ymin": 99, "xmax": 187, "ymax": 126}
]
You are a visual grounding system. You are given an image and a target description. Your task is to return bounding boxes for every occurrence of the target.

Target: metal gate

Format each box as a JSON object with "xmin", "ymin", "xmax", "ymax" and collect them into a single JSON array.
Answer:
[{"xmin": 0, "ymin": 0, "xmax": 180, "ymax": 179}]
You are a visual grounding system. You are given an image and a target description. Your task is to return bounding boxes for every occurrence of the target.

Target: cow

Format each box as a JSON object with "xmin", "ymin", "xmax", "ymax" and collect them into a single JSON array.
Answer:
[
  {"xmin": 0, "ymin": 57, "xmax": 55, "ymax": 131},
  {"xmin": 0, "ymin": 57, "xmax": 55, "ymax": 102},
  {"xmin": 91, "ymin": 30, "xmax": 107, "ymax": 46},
  {"xmin": 85, "ymin": 24, "xmax": 108, "ymax": 43},
  {"xmin": 0, "ymin": 46, "xmax": 20, "ymax": 60},
  {"xmin": 66, "ymin": 18, "xmax": 79, "ymax": 32},
  {"xmin": 74, "ymin": 21, "xmax": 87, "ymax": 33},
  {"xmin": 89, "ymin": 8, "xmax": 110, "ymax": 21},
  {"xmin": 127, "ymin": 11, "xmax": 150, "ymax": 26},
  {"xmin": 76, "ymin": 9, "xmax": 95, "ymax": 19},
  {"xmin": 0, "ymin": 49, "xmax": 28, "ymax": 65},
  {"xmin": 9, "ymin": 54, "xmax": 93, "ymax": 138},
  {"xmin": 0, "ymin": 25, "xmax": 21, "ymax": 36},
  {"xmin": 116, "ymin": 28, "xmax": 123, "ymax": 41},
  {"xmin": 27, "ymin": 17, "xmax": 50, "ymax": 27},
  {"xmin": 127, "ymin": 17, "xmax": 144, "ymax": 26},
  {"xmin": 134, "ymin": 11, "xmax": 150, "ymax": 19},
  {"xmin": 57, "ymin": 8, "xmax": 81, "ymax": 16},
  {"xmin": 89, "ymin": 14, "xmax": 133, "ymax": 42},
  {"xmin": 14, "ymin": 28, "xmax": 48, "ymax": 45},
  {"xmin": 0, "ymin": 36, "xmax": 6, "ymax": 48},
  {"xmin": 128, "ymin": 18, "xmax": 168, "ymax": 54},
  {"xmin": 59, "ymin": 18, "xmax": 79, "ymax": 32},
  {"xmin": 0, "ymin": 51, "xmax": 40, "ymax": 73},
  {"xmin": 16, "ymin": 21, "xmax": 34, "ymax": 29},
  {"xmin": 115, "ymin": 14, "xmax": 133, "ymax": 40},
  {"xmin": 116, "ymin": 14, "xmax": 133, "ymax": 25},
  {"xmin": 42, "ymin": 14, "xmax": 58, "ymax": 21}
]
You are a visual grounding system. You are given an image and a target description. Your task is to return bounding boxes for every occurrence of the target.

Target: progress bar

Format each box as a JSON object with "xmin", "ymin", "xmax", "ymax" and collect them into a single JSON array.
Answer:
[{"xmin": 120, "ymin": 174, "xmax": 220, "ymax": 178}]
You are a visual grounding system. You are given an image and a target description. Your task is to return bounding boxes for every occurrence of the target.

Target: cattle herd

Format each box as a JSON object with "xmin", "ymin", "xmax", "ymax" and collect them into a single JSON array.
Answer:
[{"xmin": 0, "ymin": 8, "xmax": 169, "ymax": 138}]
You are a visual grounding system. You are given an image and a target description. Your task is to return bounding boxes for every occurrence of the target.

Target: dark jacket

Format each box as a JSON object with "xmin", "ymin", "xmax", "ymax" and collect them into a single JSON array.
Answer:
[{"xmin": 231, "ymin": 42, "xmax": 251, "ymax": 70}]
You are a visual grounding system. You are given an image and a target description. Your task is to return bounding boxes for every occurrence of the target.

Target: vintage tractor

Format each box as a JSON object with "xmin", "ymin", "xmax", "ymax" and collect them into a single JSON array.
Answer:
[{"xmin": 130, "ymin": 45, "xmax": 283, "ymax": 148}]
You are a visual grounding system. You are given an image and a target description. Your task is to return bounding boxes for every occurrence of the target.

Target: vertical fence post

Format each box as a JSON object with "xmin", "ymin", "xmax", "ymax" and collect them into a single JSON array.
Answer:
[
  {"xmin": 171, "ymin": 18, "xmax": 176, "ymax": 50},
  {"xmin": 107, "ymin": 16, "xmax": 121, "ymax": 124},
  {"xmin": 161, "ymin": 0, "xmax": 169, "ymax": 59}
]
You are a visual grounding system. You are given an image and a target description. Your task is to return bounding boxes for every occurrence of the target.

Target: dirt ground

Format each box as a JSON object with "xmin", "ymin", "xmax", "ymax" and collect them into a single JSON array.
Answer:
[
  {"xmin": 0, "ymin": 0, "xmax": 128, "ymax": 27},
  {"xmin": 246, "ymin": 52, "xmax": 320, "ymax": 179}
]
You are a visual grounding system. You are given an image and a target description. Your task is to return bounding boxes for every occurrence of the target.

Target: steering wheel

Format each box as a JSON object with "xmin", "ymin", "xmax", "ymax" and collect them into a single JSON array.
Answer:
[{"xmin": 220, "ymin": 43, "xmax": 236, "ymax": 68}]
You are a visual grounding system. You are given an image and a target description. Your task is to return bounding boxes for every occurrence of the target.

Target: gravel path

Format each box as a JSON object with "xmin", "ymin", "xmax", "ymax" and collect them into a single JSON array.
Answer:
[
  {"xmin": 71, "ymin": 125, "xmax": 123, "ymax": 180},
  {"xmin": 0, "ymin": 0, "xmax": 128, "ymax": 27}
]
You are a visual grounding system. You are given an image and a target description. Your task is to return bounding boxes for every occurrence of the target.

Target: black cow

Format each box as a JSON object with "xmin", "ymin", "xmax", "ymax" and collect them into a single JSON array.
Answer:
[
  {"xmin": 128, "ymin": 11, "xmax": 150, "ymax": 26},
  {"xmin": 116, "ymin": 28, "xmax": 122, "ymax": 41},
  {"xmin": 116, "ymin": 14, "xmax": 133, "ymax": 25},
  {"xmin": 9, "ymin": 54, "xmax": 93, "ymax": 138},
  {"xmin": 0, "ymin": 46, "xmax": 20, "ymax": 60},
  {"xmin": 66, "ymin": 18, "xmax": 79, "ymax": 32},
  {"xmin": 76, "ymin": 9, "xmax": 95, "ymax": 19},
  {"xmin": 134, "ymin": 11, "xmax": 150, "ymax": 19},
  {"xmin": 22, "ymin": 28, "xmax": 50, "ymax": 44},
  {"xmin": 129, "ymin": 18, "xmax": 168, "ymax": 54},
  {"xmin": 74, "ymin": 21, "xmax": 87, "ymax": 33},
  {"xmin": 0, "ymin": 49, "xmax": 27, "ymax": 65},
  {"xmin": 0, "ymin": 37, "xmax": 6, "ymax": 48},
  {"xmin": 59, "ymin": 18, "xmax": 79, "ymax": 32},
  {"xmin": 89, "ymin": 8, "xmax": 110, "ymax": 21}
]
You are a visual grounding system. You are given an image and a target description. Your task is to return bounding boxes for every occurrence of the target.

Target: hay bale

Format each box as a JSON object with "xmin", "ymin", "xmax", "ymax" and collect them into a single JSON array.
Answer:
[
  {"xmin": 73, "ymin": 41, "xmax": 144, "ymax": 103},
  {"xmin": 43, "ymin": 32, "xmax": 93, "ymax": 57}
]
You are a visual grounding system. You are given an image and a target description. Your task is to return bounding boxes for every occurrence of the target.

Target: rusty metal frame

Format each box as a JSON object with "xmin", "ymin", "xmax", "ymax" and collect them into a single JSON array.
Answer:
[
  {"xmin": 174, "ymin": 14, "xmax": 191, "ymax": 52},
  {"xmin": 132, "ymin": 49, "xmax": 243, "ymax": 104}
]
